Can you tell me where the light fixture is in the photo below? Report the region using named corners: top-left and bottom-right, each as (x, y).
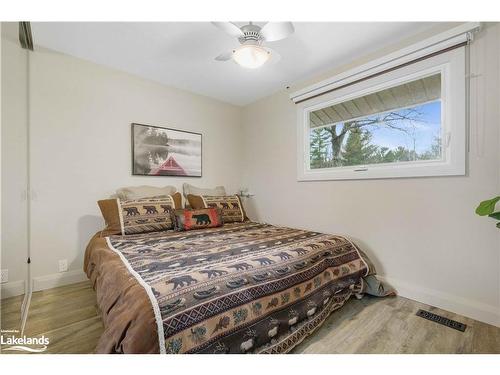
top-left (213, 22), bottom-right (293, 68)
top-left (232, 44), bottom-right (270, 69)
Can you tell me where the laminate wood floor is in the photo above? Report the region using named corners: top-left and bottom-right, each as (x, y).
top-left (1, 281), bottom-right (498, 354)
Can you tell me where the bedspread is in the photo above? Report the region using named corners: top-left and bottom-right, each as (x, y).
top-left (84, 222), bottom-right (376, 353)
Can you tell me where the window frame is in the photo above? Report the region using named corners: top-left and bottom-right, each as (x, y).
top-left (296, 47), bottom-right (467, 181)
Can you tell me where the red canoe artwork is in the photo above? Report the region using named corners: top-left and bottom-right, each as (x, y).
top-left (132, 123), bottom-right (202, 177)
top-left (152, 156), bottom-right (187, 176)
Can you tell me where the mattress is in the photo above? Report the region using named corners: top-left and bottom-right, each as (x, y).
top-left (84, 221), bottom-right (377, 353)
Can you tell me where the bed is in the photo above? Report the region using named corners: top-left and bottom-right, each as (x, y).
top-left (84, 220), bottom-right (384, 354)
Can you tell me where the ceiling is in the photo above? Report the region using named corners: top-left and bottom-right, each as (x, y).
top-left (31, 22), bottom-right (440, 106)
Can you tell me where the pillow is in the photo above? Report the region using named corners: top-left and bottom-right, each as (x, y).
top-left (171, 208), bottom-right (223, 231)
top-left (187, 194), bottom-right (245, 223)
top-left (98, 192), bottom-right (182, 235)
top-left (182, 183), bottom-right (226, 199)
top-left (116, 185), bottom-right (177, 200)
top-left (96, 198), bottom-right (122, 236)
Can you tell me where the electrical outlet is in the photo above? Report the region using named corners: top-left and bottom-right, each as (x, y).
top-left (1, 269), bottom-right (8, 283)
top-left (58, 259), bottom-right (68, 273)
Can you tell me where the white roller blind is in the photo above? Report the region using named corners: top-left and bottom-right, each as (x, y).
top-left (290, 23), bottom-right (479, 105)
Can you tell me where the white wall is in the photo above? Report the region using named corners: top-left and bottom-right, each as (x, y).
top-left (1, 36), bottom-right (29, 297)
top-left (241, 24), bottom-right (500, 327)
top-left (1, 35), bottom-right (242, 293)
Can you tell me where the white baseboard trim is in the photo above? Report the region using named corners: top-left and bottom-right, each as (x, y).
top-left (1, 271), bottom-right (88, 299)
top-left (33, 270), bottom-right (87, 292)
top-left (378, 275), bottom-right (500, 328)
top-left (1, 280), bottom-right (26, 299)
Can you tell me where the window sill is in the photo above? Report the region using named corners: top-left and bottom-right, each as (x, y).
top-left (298, 160), bottom-right (465, 181)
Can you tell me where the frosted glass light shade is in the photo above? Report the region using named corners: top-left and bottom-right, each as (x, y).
top-left (233, 45), bottom-right (270, 69)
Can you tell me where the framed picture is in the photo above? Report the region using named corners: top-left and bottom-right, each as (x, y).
top-left (131, 123), bottom-right (202, 177)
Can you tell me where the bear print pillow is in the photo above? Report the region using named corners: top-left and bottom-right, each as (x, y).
top-left (171, 208), bottom-right (223, 231)
top-left (118, 195), bottom-right (178, 235)
top-left (186, 195), bottom-right (245, 223)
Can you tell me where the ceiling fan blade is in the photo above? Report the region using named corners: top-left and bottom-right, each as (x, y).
top-left (211, 22), bottom-right (244, 38)
top-left (215, 50), bottom-right (234, 61)
top-left (260, 22), bottom-right (295, 42)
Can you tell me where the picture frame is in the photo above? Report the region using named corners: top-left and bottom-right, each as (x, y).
top-left (131, 123), bottom-right (202, 177)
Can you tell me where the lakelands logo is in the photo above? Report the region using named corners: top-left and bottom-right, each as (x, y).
top-left (1, 330), bottom-right (49, 353)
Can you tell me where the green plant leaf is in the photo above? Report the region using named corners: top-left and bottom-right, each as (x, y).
top-left (488, 212), bottom-right (500, 220)
top-left (475, 196), bottom-right (500, 216)
top-left (497, 222), bottom-right (500, 229)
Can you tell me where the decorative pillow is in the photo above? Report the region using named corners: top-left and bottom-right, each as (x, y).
top-left (187, 194), bottom-right (245, 223)
top-left (97, 198), bottom-right (122, 236)
top-left (116, 185), bottom-right (177, 200)
top-left (171, 208), bottom-right (223, 231)
top-left (182, 183), bottom-right (226, 199)
top-left (98, 192), bottom-right (182, 235)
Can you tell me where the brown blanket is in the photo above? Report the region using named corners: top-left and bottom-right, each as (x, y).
top-left (84, 222), bottom-right (376, 354)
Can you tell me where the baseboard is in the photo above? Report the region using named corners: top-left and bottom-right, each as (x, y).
top-left (1, 271), bottom-right (88, 299)
top-left (1, 280), bottom-right (26, 299)
top-left (33, 270), bottom-right (87, 292)
top-left (378, 275), bottom-right (500, 328)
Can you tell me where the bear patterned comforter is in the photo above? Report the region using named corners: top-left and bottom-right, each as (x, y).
top-left (84, 221), bottom-right (375, 354)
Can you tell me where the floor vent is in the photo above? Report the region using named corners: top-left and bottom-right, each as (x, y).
top-left (416, 309), bottom-right (466, 332)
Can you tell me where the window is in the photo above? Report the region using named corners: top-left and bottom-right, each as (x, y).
top-left (296, 46), bottom-right (466, 181)
top-left (309, 73), bottom-right (442, 169)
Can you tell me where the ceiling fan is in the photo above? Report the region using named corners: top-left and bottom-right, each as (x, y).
top-left (212, 22), bottom-right (295, 69)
